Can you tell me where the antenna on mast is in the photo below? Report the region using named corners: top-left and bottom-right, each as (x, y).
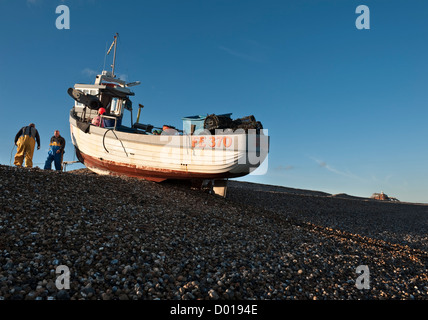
top-left (106, 33), bottom-right (119, 77)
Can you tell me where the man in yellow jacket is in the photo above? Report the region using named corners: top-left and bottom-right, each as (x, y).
top-left (14, 123), bottom-right (41, 168)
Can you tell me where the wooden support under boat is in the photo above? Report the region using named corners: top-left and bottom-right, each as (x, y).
top-left (212, 179), bottom-right (228, 197)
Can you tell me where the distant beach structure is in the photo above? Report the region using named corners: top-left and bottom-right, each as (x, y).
top-left (370, 191), bottom-right (399, 202)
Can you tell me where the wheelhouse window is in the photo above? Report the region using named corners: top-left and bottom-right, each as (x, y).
top-left (110, 97), bottom-right (122, 116)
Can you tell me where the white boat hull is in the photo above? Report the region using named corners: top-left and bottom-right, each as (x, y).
top-left (69, 114), bottom-right (268, 182)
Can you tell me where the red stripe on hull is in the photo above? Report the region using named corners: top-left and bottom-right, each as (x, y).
top-left (75, 148), bottom-right (247, 182)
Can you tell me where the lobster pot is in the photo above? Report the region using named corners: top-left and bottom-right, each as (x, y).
top-left (233, 115), bottom-right (256, 130)
top-left (203, 113), bottom-right (263, 133)
top-left (233, 115), bottom-right (264, 132)
top-left (204, 114), bottom-right (234, 132)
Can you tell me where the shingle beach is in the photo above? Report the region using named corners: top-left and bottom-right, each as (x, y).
top-left (1, 165), bottom-right (427, 300)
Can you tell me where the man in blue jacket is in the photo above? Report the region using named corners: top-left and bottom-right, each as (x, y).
top-left (44, 130), bottom-right (66, 171)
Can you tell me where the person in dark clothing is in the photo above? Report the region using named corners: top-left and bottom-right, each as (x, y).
top-left (44, 130), bottom-right (66, 171)
top-left (14, 123), bottom-right (41, 168)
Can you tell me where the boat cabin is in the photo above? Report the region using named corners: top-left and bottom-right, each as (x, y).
top-left (72, 71), bottom-right (138, 131)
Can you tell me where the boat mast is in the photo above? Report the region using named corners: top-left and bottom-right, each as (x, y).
top-left (110, 33), bottom-right (119, 78)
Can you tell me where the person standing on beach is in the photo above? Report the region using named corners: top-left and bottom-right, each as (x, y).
top-left (44, 130), bottom-right (66, 171)
top-left (14, 123), bottom-right (41, 168)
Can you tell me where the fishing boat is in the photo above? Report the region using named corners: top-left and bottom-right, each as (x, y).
top-left (68, 34), bottom-right (269, 196)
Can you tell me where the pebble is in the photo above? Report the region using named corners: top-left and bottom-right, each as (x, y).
top-left (57, 290), bottom-right (70, 300)
top-left (208, 289), bottom-right (219, 300)
top-left (0, 165), bottom-right (427, 300)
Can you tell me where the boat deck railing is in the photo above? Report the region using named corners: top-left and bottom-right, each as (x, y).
top-left (99, 114), bottom-right (119, 130)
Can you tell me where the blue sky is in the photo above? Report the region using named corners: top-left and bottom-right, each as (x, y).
top-left (1, 0), bottom-right (427, 203)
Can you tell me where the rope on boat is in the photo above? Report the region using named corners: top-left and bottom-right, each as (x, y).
top-left (103, 129), bottom-right (129, 157)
